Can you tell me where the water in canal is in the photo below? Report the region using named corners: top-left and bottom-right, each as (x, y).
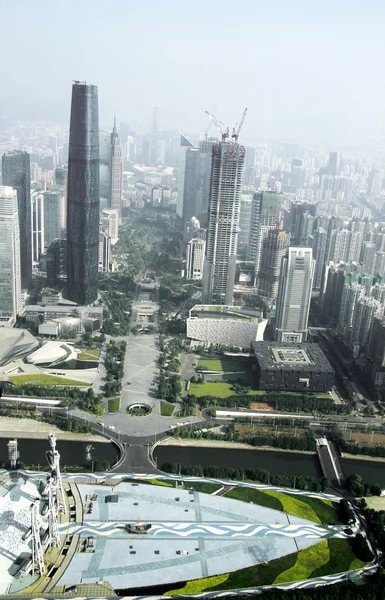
top-left (0, 438), bottom-right (118, 469)
top-left (154, 445), bottom-right (385, 486)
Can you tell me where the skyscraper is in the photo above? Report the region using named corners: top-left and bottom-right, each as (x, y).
top-left (186, 238), bottom-right (205, 280)
top-left (110, 117), bottom-right (123, 219)
top-left (43, 189), bottom-right (64, 247)
top-left (275, 247), bottom-right (315, 342)
top-left (2, 150), bottom-right (32, 289)
top-left (247, 191), bottom-right (283, 278)
top-left (257, 229), bottom-right (290, 302)
top-left (0, 186), bottom-right (21, 325)
top-left (177, 135), bottom-right (198, 222)
top-left (66, 81), bottom-right (100, 305)
top-left (203, 142), bottom-right (245, 305)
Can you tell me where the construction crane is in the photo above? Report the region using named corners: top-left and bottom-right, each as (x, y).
top-left (231, 108), bottom-right (248, 143)
top-left (205, 110), bottom-right (229, 142)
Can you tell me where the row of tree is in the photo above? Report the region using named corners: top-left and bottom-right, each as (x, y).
top-left (104, 340), bottom-right (126, 399)
top-left (161, 463), bottom-right (329, 492)
top-left (345, 474), bottom-right (381, 497)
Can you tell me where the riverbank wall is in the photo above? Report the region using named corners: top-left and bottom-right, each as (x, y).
top-left (159, 438), bottom-right (316, 455)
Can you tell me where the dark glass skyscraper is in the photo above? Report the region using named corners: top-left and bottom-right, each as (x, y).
top-left (2, 150), bottom-right (32, 289)
top-left (67, 81), bottom-right (100, 305)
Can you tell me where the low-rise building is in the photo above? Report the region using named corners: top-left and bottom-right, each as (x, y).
top-left (252, 342), bottom-right (334, 392)
top-left (187, 304), bottom-right (267, 347)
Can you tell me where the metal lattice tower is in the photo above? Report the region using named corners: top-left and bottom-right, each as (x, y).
top-left (31, 501), bottom-right (44, 576)
top-left (47, 433), bottom-right (66, 514)
top-left (48, 477), bottom-right (60, 548)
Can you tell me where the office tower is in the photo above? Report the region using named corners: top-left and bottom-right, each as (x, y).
top-left (322, 263), bottom-right (348, 320)
top-left (55, 167), bottom-right (66, 187)
top-left (177, 136), bottom-right (198, 222)
top-left (126, 135), bottom-right (135, 162)
top-left (150, 105), bottom-right (159, 164)
top-left (0, 186), bottom-right (22, 325)
top-left (67, 81), bottom-right (100, 305)
top-left (289, 202), bottom-right (317, 245)
top-left (47, 239), bottom-right (67, 286)
top-left (31, 191), bottom-right (44, 263)
top-left (243, 146), bottom-right (256, 185)
top-left (275, 247), bottom-right (315, 342)
top-left (99, 130), bottom-right (111, 210)
top-left (203, 142), bottom-right (245, 305)
top-left (186, 238), bottom-right (205, 280)
top-left (327, 152), bottom-right (340, 176)
top-left (43, 189), bottom-right (64, 247)
top-left (312, 227), bottom-right (328, 290)
top-left (257, 229), bottom-right (290, 302)
top-left (99, 229), bottom-right (111, 272)
top-left (248, 191), bottom-right (283, 276)
top-left (237, 188), bottom-right (254, 259)
top-left (101, 208), bottom-right (119, 244)
top-left (367, 169), bottom-right (384, 197)
top-left (197, 138), bottom-right (218, 224)
top-left (110, 118), bottom-right (123, 218)
top-left (157, 140), bottom-right (166, 164)
top-left (2, 150), bottom-right (32, 289)
top-left (141, 139), bottom-right (151, 164)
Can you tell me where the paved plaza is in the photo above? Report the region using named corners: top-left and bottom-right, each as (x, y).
top-left (98, 335), bottom-right (201, 437)
top-left (57, 481), bottom-right (349, 591)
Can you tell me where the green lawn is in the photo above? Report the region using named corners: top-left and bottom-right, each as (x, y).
top-left (166, 537), bottom-right (367, 594)
top-left (77, 348), bottom-right (100, 360)
top-left (310, 539), bottom-right (366, 577)
top-left (198, 358), bottom-right (249, 372)
top-left (108, 398), bottom-right (120, 413)
top-left (274, 541), bottom-right (329, 583)
top-left (225, 487), bottom-right (283, 511)
top-left (9, 374), bottom-right (89, 387)
top-left (160, 401), bottom-right (175, 417)
top-left (225, 487), bottom-right (340, 525)
top-left (190, 381), bottom-right (261, 398)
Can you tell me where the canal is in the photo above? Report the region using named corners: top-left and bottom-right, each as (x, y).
top-left (154, 445), bottom-right (385, 487)
top-left (0, 438), bottom-right (119, 469)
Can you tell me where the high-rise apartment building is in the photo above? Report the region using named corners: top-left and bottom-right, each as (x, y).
top-left (0, 186), bottom-right (22, 325)
top-left (110, 118), bottom-right (123, 219)
top-left (66, 81), bottom-right (100, 305)
top-left (275, 247), bottom-right (315, 342)
top-left (2, 150), bottom-right (32, 289)
top-left (257, 229), bottom-right (290, 302)
top-left (203, 142), bottom-right (245, 305)
top-left (186, 238), bottom-right (205, 280)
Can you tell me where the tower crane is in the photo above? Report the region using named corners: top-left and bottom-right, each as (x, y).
top-left (205, 111), bottom-right (229, 142)
top-left (231, 108), bottom-right (248, 143)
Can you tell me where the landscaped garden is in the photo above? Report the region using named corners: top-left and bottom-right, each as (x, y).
top-left (127, 403), bottom-right (153, 416)
top-left (160, 401), bottom-right (175, 417)
top-left (224, 487), bottom-right (341, 524)
top-left (166, 538), bottom-right (366, 594)
top-left (198, 358), bottom-right (250, 372)
top-left (9, 374), bottom-right (89, 386)
top-left (190, 381), bottom-right (260, 398)
top-left (108, 398), bottom-right (120, 413)
top-left (77, 348), bottom-right (100, 360)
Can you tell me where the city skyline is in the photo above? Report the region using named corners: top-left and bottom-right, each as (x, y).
top-left (0, 1), bottom-right (384, 148)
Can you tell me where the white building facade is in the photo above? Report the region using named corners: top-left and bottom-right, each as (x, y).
top-left (0, 186), bottom-right (22, 326)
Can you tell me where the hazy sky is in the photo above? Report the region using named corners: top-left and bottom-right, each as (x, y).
top-left (1, 0), bottom-right (384, 146)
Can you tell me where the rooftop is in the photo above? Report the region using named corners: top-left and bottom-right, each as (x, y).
top-left (190, 304), bottom-right (260, 322)
top-left (252, 342), bottom-right (334, 372)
